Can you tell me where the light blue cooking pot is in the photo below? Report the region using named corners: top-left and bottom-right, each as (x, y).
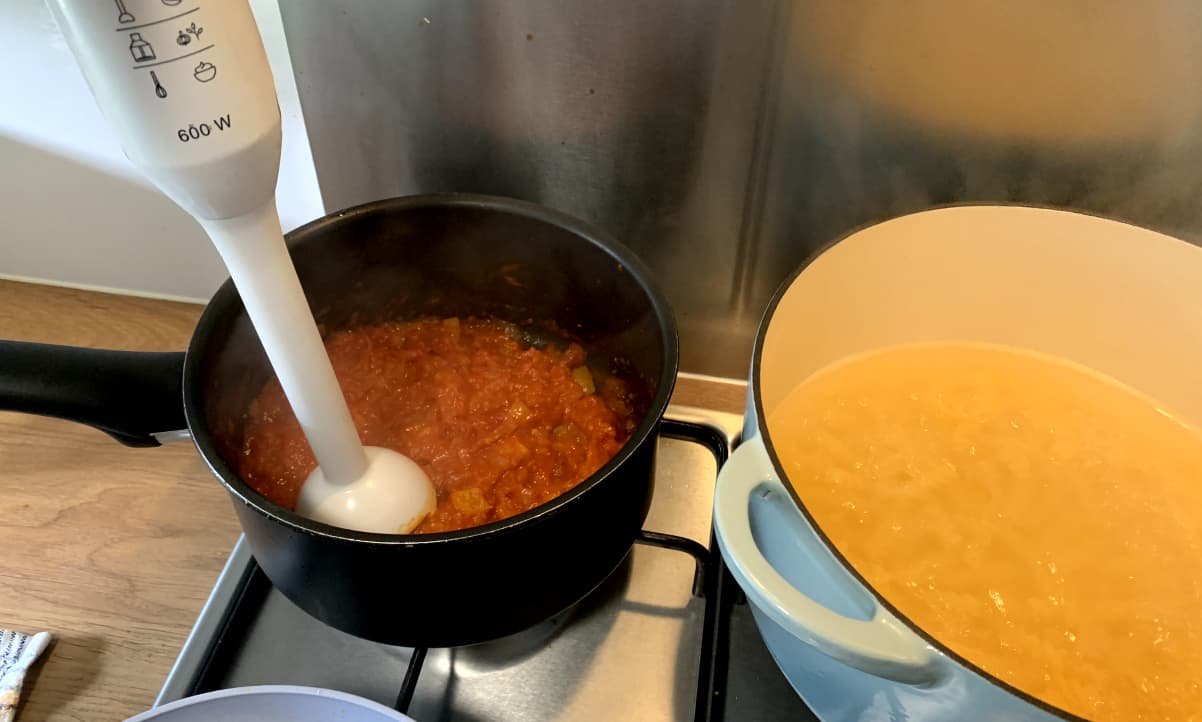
top-left (713, 205), bottom-right (1202, 721)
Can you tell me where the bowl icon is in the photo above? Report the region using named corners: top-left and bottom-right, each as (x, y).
top-left (194, 61), bottom-right (217, 83)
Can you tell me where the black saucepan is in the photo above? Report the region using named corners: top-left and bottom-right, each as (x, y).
top-left (0, 194), bottom-right (678, 647)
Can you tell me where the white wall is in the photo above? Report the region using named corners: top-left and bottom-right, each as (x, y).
top-left (0, 0), bottom-right (323, 302)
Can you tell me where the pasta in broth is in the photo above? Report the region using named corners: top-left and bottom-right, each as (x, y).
top-left (768, 343), bottom-right (1202, 721)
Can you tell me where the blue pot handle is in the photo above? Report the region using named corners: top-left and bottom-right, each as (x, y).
top-left (714, 435), bottom-right (947, 685)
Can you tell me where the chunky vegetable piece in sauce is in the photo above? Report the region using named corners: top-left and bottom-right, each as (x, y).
top-left (239, 318), bottom-right (639, 533)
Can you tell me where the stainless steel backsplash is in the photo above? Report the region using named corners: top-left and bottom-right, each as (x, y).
top-left (281, 1), bottom-right (1202, 379)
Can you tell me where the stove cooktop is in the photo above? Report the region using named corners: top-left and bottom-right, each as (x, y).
top-left (154, 406), bottom-right (818, 721)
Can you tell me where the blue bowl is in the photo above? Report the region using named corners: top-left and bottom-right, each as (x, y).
top-left (125, 686), bottom-right (415, 722)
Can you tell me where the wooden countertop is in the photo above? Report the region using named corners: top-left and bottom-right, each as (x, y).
top-left (0, 278), bottom-right (746, 721)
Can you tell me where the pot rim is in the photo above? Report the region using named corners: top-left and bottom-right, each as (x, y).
top-left (744, 202), bottom-right (1168, 721)
top-left (182, 192), bottom-right (679, 547)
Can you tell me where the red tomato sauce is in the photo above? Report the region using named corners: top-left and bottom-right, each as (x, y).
top-left (238, 318), bottom-right (639, 534)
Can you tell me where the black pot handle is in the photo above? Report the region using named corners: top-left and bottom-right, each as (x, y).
top-left (0, 341), bottom-right (187, 448)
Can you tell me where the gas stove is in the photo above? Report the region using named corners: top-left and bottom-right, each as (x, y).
top-left (154, 406), bottom-right (818, 721)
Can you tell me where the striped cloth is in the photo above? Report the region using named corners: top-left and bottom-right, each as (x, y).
top-left (0, 630), bottom-right (51, 722)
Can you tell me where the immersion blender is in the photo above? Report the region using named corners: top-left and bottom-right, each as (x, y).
top-left (46, 0), bottom-right (435, 534)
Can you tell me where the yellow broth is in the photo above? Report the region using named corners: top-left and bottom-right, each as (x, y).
top-left (768, 343), bottom-right (1202, 720)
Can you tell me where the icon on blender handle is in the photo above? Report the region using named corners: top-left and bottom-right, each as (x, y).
top-left (194, 61), bottom-right (217, 83)
top-left (150, 71), bottom-right (167, 99)
top-left (129, 33), bottom-right (156, 63)
top-left (114, 0), bottom-right (134, 24)
top-left (177, 22), bottom-right (203, 46)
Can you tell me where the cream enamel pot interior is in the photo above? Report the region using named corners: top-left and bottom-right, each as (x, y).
top-left (713, 205), bottom-right (1202, 721)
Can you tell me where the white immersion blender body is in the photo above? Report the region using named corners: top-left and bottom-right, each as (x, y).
top-left (48, 0), bottom-right (279, 219)
top-left (47, 0), bottom-right (434, 533)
